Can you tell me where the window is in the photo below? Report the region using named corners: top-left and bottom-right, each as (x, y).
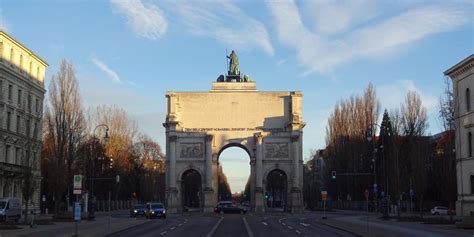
top-left (28, 94), bottom-right (31, 112)
top-left (6, 111), bottom-right (11, 131)
top-left (9, 48), bottom-right (13, 64)
top-left (35, 98), bottom-right (39, 113)
top-left (5, 145), bottom-right (11, 163)
top-left (15, 147), bottom-right (20, 165)
top-left (16, 115), bottom-right (20, 133)
top-left (29, 61), bottom-right (32, 75)
top-left (20, 55), bottom-right (23, 69)
top-left (26, 119), bottom-right (30, 137)
top-left (17, 89), bottom-right (21, 105)
top-left (469, 132), bottom-right (472, 157)
top-left (8, 84), bottom-right (12, 100)
top-left (467, 88), bottom-right (471, 112)
top-left (471, 175), bottom-right (474, 194)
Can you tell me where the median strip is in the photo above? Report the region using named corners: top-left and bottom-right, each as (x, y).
top-left (206, 216), bottom-right (224, 237)
top-left (243, 217), bottom-right (254, 237)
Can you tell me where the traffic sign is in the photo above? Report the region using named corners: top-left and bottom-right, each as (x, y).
top-left (74, 202), bottom-right (81, 221)
top-left (321, 191), bottom-right (328, 201)
top-left (364, 189), bottom-right (369, 198)
top-left (73, 175), bottom-right (82, 195)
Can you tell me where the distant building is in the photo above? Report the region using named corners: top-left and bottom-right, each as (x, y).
top-left (445, 54), bottom-right (474, 217)
top-left (0, 31), bottom-right (48, 212)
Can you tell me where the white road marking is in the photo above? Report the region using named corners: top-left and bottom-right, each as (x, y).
top-left (278, 218), bottom-right (285, 223)
top-left (178, 223), bottom-right (183, 226)
top-left (160, 231), bottom-right (167, 235)
top-left (288, 226), bottom-right (293, 229)
top-left (262, 222), bottom-right (268, 226)
top-left (206, 216), bottom-right (224, 237)
top-left (282, 222), bottom-right (286, 226)
top-left (296, 230), bottom-right (302, 234)
top-left (300, 223), bottom-right (310, 227)
top-left (243, 217), bottom-right (255, 237)
top-left (170, 227), bottom-right (176, 230)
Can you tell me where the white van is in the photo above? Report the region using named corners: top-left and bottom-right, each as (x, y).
top-left (0, 197), bottom-right (22, 222)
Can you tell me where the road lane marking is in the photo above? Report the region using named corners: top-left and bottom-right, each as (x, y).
top-left (206, 216), bottom-right (224, 237)
top-left (262, 222), bottom-right (268, 226)
top-left (288, 226), bottom-right (293, 229)
top-left (278, 218), bottom-right (285, 223)
top-left (282, 222), bottom-right (286, 226)
top-left (160, 231), bottom-right (167, 235)
top-left (178, 223), bottom-right (183, 226)
top-left (243, 217), bottom-right (254, 237)
top-left (170, 227), bottom-right (176, 230)
top-left (300, 223), bottom-right (310, 227)
top-left (296, 230), bottom-right (302, 234)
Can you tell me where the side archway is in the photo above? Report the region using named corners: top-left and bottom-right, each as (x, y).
top-left (181, 169), bottom-right (202, 210)
top-left (265, 169), bottom-right (288, 209)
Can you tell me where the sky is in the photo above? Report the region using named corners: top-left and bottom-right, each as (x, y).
top-left (1, 0), bottom-right (472, 192)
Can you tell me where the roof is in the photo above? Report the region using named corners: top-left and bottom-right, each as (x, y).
top-left (0, 31), bottom-right (49, 67)
top-left (444, 54), bottom-right (474, 76)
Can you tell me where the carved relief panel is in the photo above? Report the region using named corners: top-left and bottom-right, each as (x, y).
top-left (264, 142), bottom-right (289, 158)
top-left (179, 143), bottom-right (204, 158)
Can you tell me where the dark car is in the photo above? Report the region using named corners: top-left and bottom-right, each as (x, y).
top-left (145, 202), bottom-right (167, 219)
top-left (130, 204), bottom-right (146, 217)
top-left (214, 201), bottom-right (247, 214)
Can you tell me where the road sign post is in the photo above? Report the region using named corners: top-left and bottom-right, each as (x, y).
top-left (73, 175), bottom-right (82, 195)
top-left (364, 189), bottom-right (369, 235)
top-left (321, 191), bottom-right (328, 219)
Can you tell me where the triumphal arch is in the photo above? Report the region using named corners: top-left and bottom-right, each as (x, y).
top-left (163, 52), bottom-right (305, 213)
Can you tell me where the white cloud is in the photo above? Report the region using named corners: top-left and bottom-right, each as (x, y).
top-left (91, 57), bottom-right (122, 84)
top-left (266, 0), bottom-right (470, 74)
top-left (379, 80), bottom-right (438, 111)
top-left (111, 0), bottom-right (168, 40)
top-left (165, 0), bottom-right (274, 55)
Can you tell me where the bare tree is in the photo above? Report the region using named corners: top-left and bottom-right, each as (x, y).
top-left (42, 60), bottom-right (85, 215)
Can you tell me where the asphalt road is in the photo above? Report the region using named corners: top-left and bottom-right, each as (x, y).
top-left (108, 213), bottom-right (358, 237)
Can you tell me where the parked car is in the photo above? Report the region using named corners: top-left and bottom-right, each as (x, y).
top-left (0, 197), bottom-right (21, 222)
top-left (145, 202), bottom-right (166, 219)
top-left (448, 207), bottom-right (456, 215)
top-left (214, 201), bottom-right (247, 214)
top-left (130, 204), bottom-right (146, 217)
top-left (431, 206), bottom-right (448, 215)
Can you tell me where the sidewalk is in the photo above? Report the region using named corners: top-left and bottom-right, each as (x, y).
top-left (316, 214), bottom-right (473, 237)
top-left (0, 211), bottom-right (149, 237)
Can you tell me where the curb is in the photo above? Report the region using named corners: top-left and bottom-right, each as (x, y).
top-left (314, 220), bottom-right (364, 237)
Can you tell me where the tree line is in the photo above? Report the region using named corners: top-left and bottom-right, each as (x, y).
top-left (40, 60), bottom-right (165, 215)
top-left (304, 82), bottom-right (456, 211)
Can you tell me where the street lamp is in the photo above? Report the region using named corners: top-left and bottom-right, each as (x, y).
top-left (89, 124), bottom-right (109, 219)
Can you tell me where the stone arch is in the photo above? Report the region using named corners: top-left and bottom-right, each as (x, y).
top-left (180, 169), bottom-right (203, 211)
top-left (216, 142), bottom-right (253, 161)
top-left (264, 168), bottom-right (288, 210)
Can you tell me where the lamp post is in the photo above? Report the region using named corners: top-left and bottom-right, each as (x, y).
top-left (89, 124), bottom-right (109, 219)
top-left (366, 123), bottom-right (387, 214)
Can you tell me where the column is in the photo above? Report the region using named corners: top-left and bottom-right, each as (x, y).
top-left (167, 135), bottom-right (179, 213)
top-left (203, 134), bottom-right (214, 212)
top-left (254, 133), bottom-right (264, 213)
top-left (291, 134), bottom-right (302, 213)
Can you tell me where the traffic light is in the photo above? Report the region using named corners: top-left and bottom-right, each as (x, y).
top-left (331, 171), bottom-right (337, 180)
top-left (264, 192), bottom-right (269, 199)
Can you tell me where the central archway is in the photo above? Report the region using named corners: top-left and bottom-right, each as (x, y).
top-left (217, 145), bottom-right (251, 204)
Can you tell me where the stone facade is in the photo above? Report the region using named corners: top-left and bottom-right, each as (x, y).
top-left (163, 81), bottom-right (305, 213)
top-left (445, 54), bottom-right (474, 217)
top-left (0, 31), bottom-right (47, 212)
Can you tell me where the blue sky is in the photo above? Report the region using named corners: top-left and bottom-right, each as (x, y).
top-left (1, 0), bottom-right (472, 192)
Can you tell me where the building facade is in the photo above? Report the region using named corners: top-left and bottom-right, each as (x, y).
top-left (0, 31), bottom-right (48, 212)
top-left (445, 54), bottom-right (474, 217)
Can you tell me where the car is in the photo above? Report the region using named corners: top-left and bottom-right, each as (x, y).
top-left (0, 197), bottom-right (22, 222)
top-left (431, 206), bottom-right (448, 215)
top-left (214, 201), bottom-right (247, 214)
top-left (130, 204), bottom-right (146, 217)
top-left (448, 207), bottom-right (456, 215)
top-left (145, 202), bottom-right (166, 219)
